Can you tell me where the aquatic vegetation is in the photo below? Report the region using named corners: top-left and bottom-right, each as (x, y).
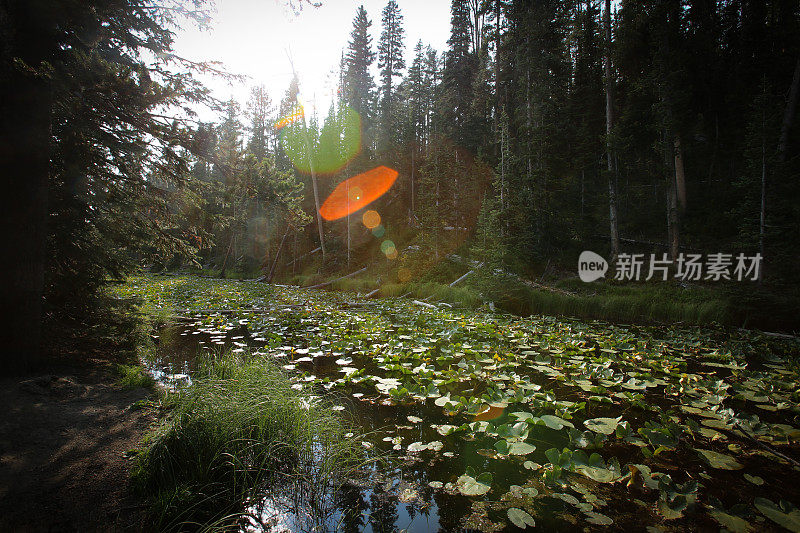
top-left (131, 351), bottom-right (363, 530)
top-left (117, 275), bottom-right (800, 531)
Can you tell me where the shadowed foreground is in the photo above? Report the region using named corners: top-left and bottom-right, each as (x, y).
top-left (0, 365), bottom-right (154, 531)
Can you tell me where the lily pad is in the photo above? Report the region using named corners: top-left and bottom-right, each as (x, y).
top-left (696, 448), bottom-right (743, 470)
top-left (495, 439), bottom-right (536, 456)
top-left (456, 468), bottom-right (492, 497)
top-left (507, 507), bottom-right (536, 529)
top-left (743, 473), bottom-right (764, 486)
top-left (754, 498), bottom-right (800, 532)
top-left (584, 416), bottom-right (623, 435)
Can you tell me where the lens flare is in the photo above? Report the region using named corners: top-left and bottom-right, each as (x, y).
top-left (397, 267), bottom-right (411, 282)
top-left (381, 240), bottom-right (397, 259)
top-left (372, 224), bottom-right (385, 238)
top-left (348, 186), bottom-right (363, 202)
top-left (280, 104), bottom-right (362, 175)
top-left (319, 166), bottom-right (399, 221)
top-left (275, 106), bottom-right (305, 131)
top-left (362, 210), bottom-right (381, 229)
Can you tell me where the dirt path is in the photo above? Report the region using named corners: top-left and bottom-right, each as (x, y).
top-left (0, 363), bottom-right (155, 532)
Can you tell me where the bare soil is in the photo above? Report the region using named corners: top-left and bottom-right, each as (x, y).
top-left (0, 362), bottom-right (156, 532)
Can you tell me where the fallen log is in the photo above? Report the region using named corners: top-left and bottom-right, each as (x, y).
top-left (412, 299), bottom-right (437, 309)
top-left (284, 246), bottom-right (321, 267)
top-left (449, 269), bottom-right (476, 287)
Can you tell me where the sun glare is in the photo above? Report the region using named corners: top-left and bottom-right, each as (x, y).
top-left (319, 166), bottom-right (399, 221)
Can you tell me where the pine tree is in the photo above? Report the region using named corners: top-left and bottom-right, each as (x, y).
top-left (246, 85), bottom-right (274, 161)
top-left (344, 5), bottom-right (377, 147)
top-left (378, 0), bottom-right (406, 152)
top-left (440, 0), bottom-right (476, 148)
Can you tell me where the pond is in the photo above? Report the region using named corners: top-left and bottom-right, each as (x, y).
top-left (121, 275), bottom-right (800, 532)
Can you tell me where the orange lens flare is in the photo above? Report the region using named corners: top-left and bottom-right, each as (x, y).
top-left (362, 210), bottom-right (381, 229)
top-left (274, 107), bottom-right (305, 131)
top-left (319, 166), bottom-right (399, 221)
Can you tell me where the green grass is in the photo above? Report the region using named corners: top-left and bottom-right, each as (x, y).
top-left (491, 279), bottom-right (734, 326)
top-left (131, 351), bottom-right (363, 530)
top-left (114, 363), bottom-right (155, 390)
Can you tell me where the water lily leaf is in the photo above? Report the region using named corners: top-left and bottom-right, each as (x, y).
top-left (743, 473), bottom-right (764, 486)
top-left (456, 471), bottom-right (492, 496)
top-left (537, 415), bottom-right (574, 430)
top-left (584, 416), bottom-right (623, 435)
top-left (754, 498), bottom-right (800, 532)
top-left (407, 415), bottom-right (423, 424)
top-left (658, 496), bottom-right (688, 520)
top-left (407, 441), bottom-right (427, 453)
top-left (553, 492), bottom-right (580, 505)
top-left (507, 508), bottom-right (536, 529)
top-left (628, 464), bottom-right (661, 490)
top-left (696, 448), bottom-right (743, 470)
top-left (496, 439), bottom-right (536, 456)
top-left (706, 499), bottom-right (753, 533)
top-left (584, 511), bottom-right (613, 526)
top-left (427, 440), bottom-right (444, 452)
top-left (523, 461), bottom-right (541, 470)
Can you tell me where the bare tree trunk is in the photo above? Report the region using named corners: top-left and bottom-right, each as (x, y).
top-left (307, 141), bottom-right (326, 259)
top-left (778, 57), bottom-right (800, 163)
top-left (219, 234), bottom-right (235, 278)
top-left (665, 129), bottom-right (680, 261)
top-left (760, 122), bottom-right (766, 283)
top-left (346, 179), bottom-right (351, 267)
top-left (267, 226), bottom-right (290, 283)
top-left (674, 134), bottom-right (687, 210)
top-left (410, 146), bottom-right (415, 224)
top-left (604, 0), bottom-right (620, 261)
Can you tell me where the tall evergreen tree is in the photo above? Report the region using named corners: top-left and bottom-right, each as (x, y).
top-left (246, 85), bottom-right (274, 161)
top-left (378, 0), bottom-right (406, 152)
top-left (344, 5), bottom-right (377, 149)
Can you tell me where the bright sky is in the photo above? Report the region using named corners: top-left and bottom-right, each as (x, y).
top-left (173, 0), bottom-right (453, 123)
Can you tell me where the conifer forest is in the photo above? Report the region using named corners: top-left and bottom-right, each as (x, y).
top-left (1, 1), bottom-right (800, 531)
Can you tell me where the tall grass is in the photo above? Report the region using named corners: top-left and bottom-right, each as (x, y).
top-left (498, 284), bottom-right (732, 325)
top-left (132, 352), bottom-right (363, 531)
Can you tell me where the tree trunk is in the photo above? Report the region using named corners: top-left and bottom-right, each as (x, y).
top-left (304, 125), bottom-right (325, 263)
top-left (777, 57), bottom-right (800, 163)
top-left (665, 130), bottom-right (680, 261)
top-left (760, 120), bottom-right (766, 283)
top-left (267, 226), bottom-right (290, 283)
top-left (603, 0), bottom-right (620, 261)
top-left (674, 134), bottom-right (687, 211)
top-left (0, 3), bottom-right (53, 374)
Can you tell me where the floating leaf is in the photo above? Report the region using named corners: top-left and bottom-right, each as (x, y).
top-left (496, 439), bottom-right (536, 456)
top-left (407, 441), bottom-right (427, 453)
top-left (537, 415), bottom-right (574, 430)
top-left (456, 469), bottom-right (492, 496)
top-left (507, 507), bottom-right (536, 529)
top-left (584, 511), bottom-right (613, 526)
top-left (754, 498), bottom-right (800, 532)
top-left (706, 498), bottom-right (753, 533)
top-left (696, 448), bottom-right (743, 470)
top-left (584, 416), bottom-right (623, 435)
top-left (743, 473), bottom-right (764, 486)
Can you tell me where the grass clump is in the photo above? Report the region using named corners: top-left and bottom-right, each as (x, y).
top-left (115, 364), bottom-right (155, 390)
top-left (132, 351), bottom-right (362, 530)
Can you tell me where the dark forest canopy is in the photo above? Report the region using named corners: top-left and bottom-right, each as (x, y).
top-left (1, 0), bottom-right (799, 371)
